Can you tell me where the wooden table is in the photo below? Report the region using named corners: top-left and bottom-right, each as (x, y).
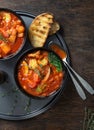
top-left (0, 0), bottom-right (94, 129)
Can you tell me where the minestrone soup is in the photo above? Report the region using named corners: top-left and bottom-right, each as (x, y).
top-left (17, 49), bottom-right (65, 97)
top-left (0, 10), bottom-right (25, 58)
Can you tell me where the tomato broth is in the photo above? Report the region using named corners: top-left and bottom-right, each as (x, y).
top-left (17, 49), bottom-right (65, 97)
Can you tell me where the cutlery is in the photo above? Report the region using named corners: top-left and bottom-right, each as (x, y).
top-left (49, 41), bottom-right (94, 100)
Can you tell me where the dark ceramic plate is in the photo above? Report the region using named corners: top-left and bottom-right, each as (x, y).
top-left (0, 10), bottom-right (70, 120)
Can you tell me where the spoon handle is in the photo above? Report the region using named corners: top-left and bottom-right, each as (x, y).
top-left (64, 61), bottom-right (94, 95)
top-left (64, 62), bottom-right (86, 100)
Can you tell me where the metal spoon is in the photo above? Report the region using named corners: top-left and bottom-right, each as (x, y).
top-left (49, 42), bottom-right (94, 100)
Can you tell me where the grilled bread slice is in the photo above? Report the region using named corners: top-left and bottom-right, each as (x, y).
top-left (29, 13), bottom-right (54, 47)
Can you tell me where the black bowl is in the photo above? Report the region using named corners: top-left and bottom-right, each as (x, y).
top-left (14, 47), bottom-right (66, 99)
top-left (0, 8), bottom-right (27, 60)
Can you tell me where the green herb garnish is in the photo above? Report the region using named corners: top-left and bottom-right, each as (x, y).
top-left (36, 84), bottom-right (46, 93)
top-left (0, 33), bottom-right (7, 42)
top-left (48, 52), bottom-right (62, 72)
top-left (36, 86), bottom-right (42, 93)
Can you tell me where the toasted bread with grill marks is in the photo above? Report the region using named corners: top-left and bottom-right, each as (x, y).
top-left (29, 12), bottom-right (54, 47)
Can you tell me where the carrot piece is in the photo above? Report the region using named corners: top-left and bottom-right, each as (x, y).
top-left (0, 42), bottom-right (11, 55)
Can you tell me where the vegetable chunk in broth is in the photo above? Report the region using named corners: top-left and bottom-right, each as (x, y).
top-left (17, 50), bottom-right (65, 97)
top-left (0, 10), bottom-right (25, 58)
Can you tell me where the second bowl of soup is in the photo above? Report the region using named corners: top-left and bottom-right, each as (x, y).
top-left (14, 48), bottom-right (65, 98)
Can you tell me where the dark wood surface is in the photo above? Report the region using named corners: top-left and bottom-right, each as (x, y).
top-left (0, 0), bottom-right (94, 129)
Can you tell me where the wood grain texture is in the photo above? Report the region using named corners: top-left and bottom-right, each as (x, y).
top-left (0, 0), bottom-right (94, 130)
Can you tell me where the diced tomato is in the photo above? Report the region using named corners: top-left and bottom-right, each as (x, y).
top-left (24, 72), bottom-right (40, 89)
top-left (29, 72), bottom-right (40, 88)
top-left (33, 72), bottom-right (40, 83)
top-left (25, 78), bottom-right (37, 88)
top-left (0, 29), bottom-right (9, 38)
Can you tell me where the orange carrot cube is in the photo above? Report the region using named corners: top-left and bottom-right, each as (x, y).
top-left (0, 42), bottom-right (11, 55)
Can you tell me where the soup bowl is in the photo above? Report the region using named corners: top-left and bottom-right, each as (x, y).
top-left (14, 47), bottom-right (66, 98)
top-left (0, 8), bottom-right (27, 60)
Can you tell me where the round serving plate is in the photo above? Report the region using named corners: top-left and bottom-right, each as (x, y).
top-left (0, 10), bottom-right (70, 120)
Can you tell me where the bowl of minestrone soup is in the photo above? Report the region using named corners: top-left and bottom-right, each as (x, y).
top-left (0, 8), bottom-right (27, 59)
top-left (14, 48), bottom-right (66, 98)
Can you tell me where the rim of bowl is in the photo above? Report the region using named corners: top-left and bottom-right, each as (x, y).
top-left (14, 47), bottom-right (66, 99)
top-left (0, 8), bottom-right (27, 60)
